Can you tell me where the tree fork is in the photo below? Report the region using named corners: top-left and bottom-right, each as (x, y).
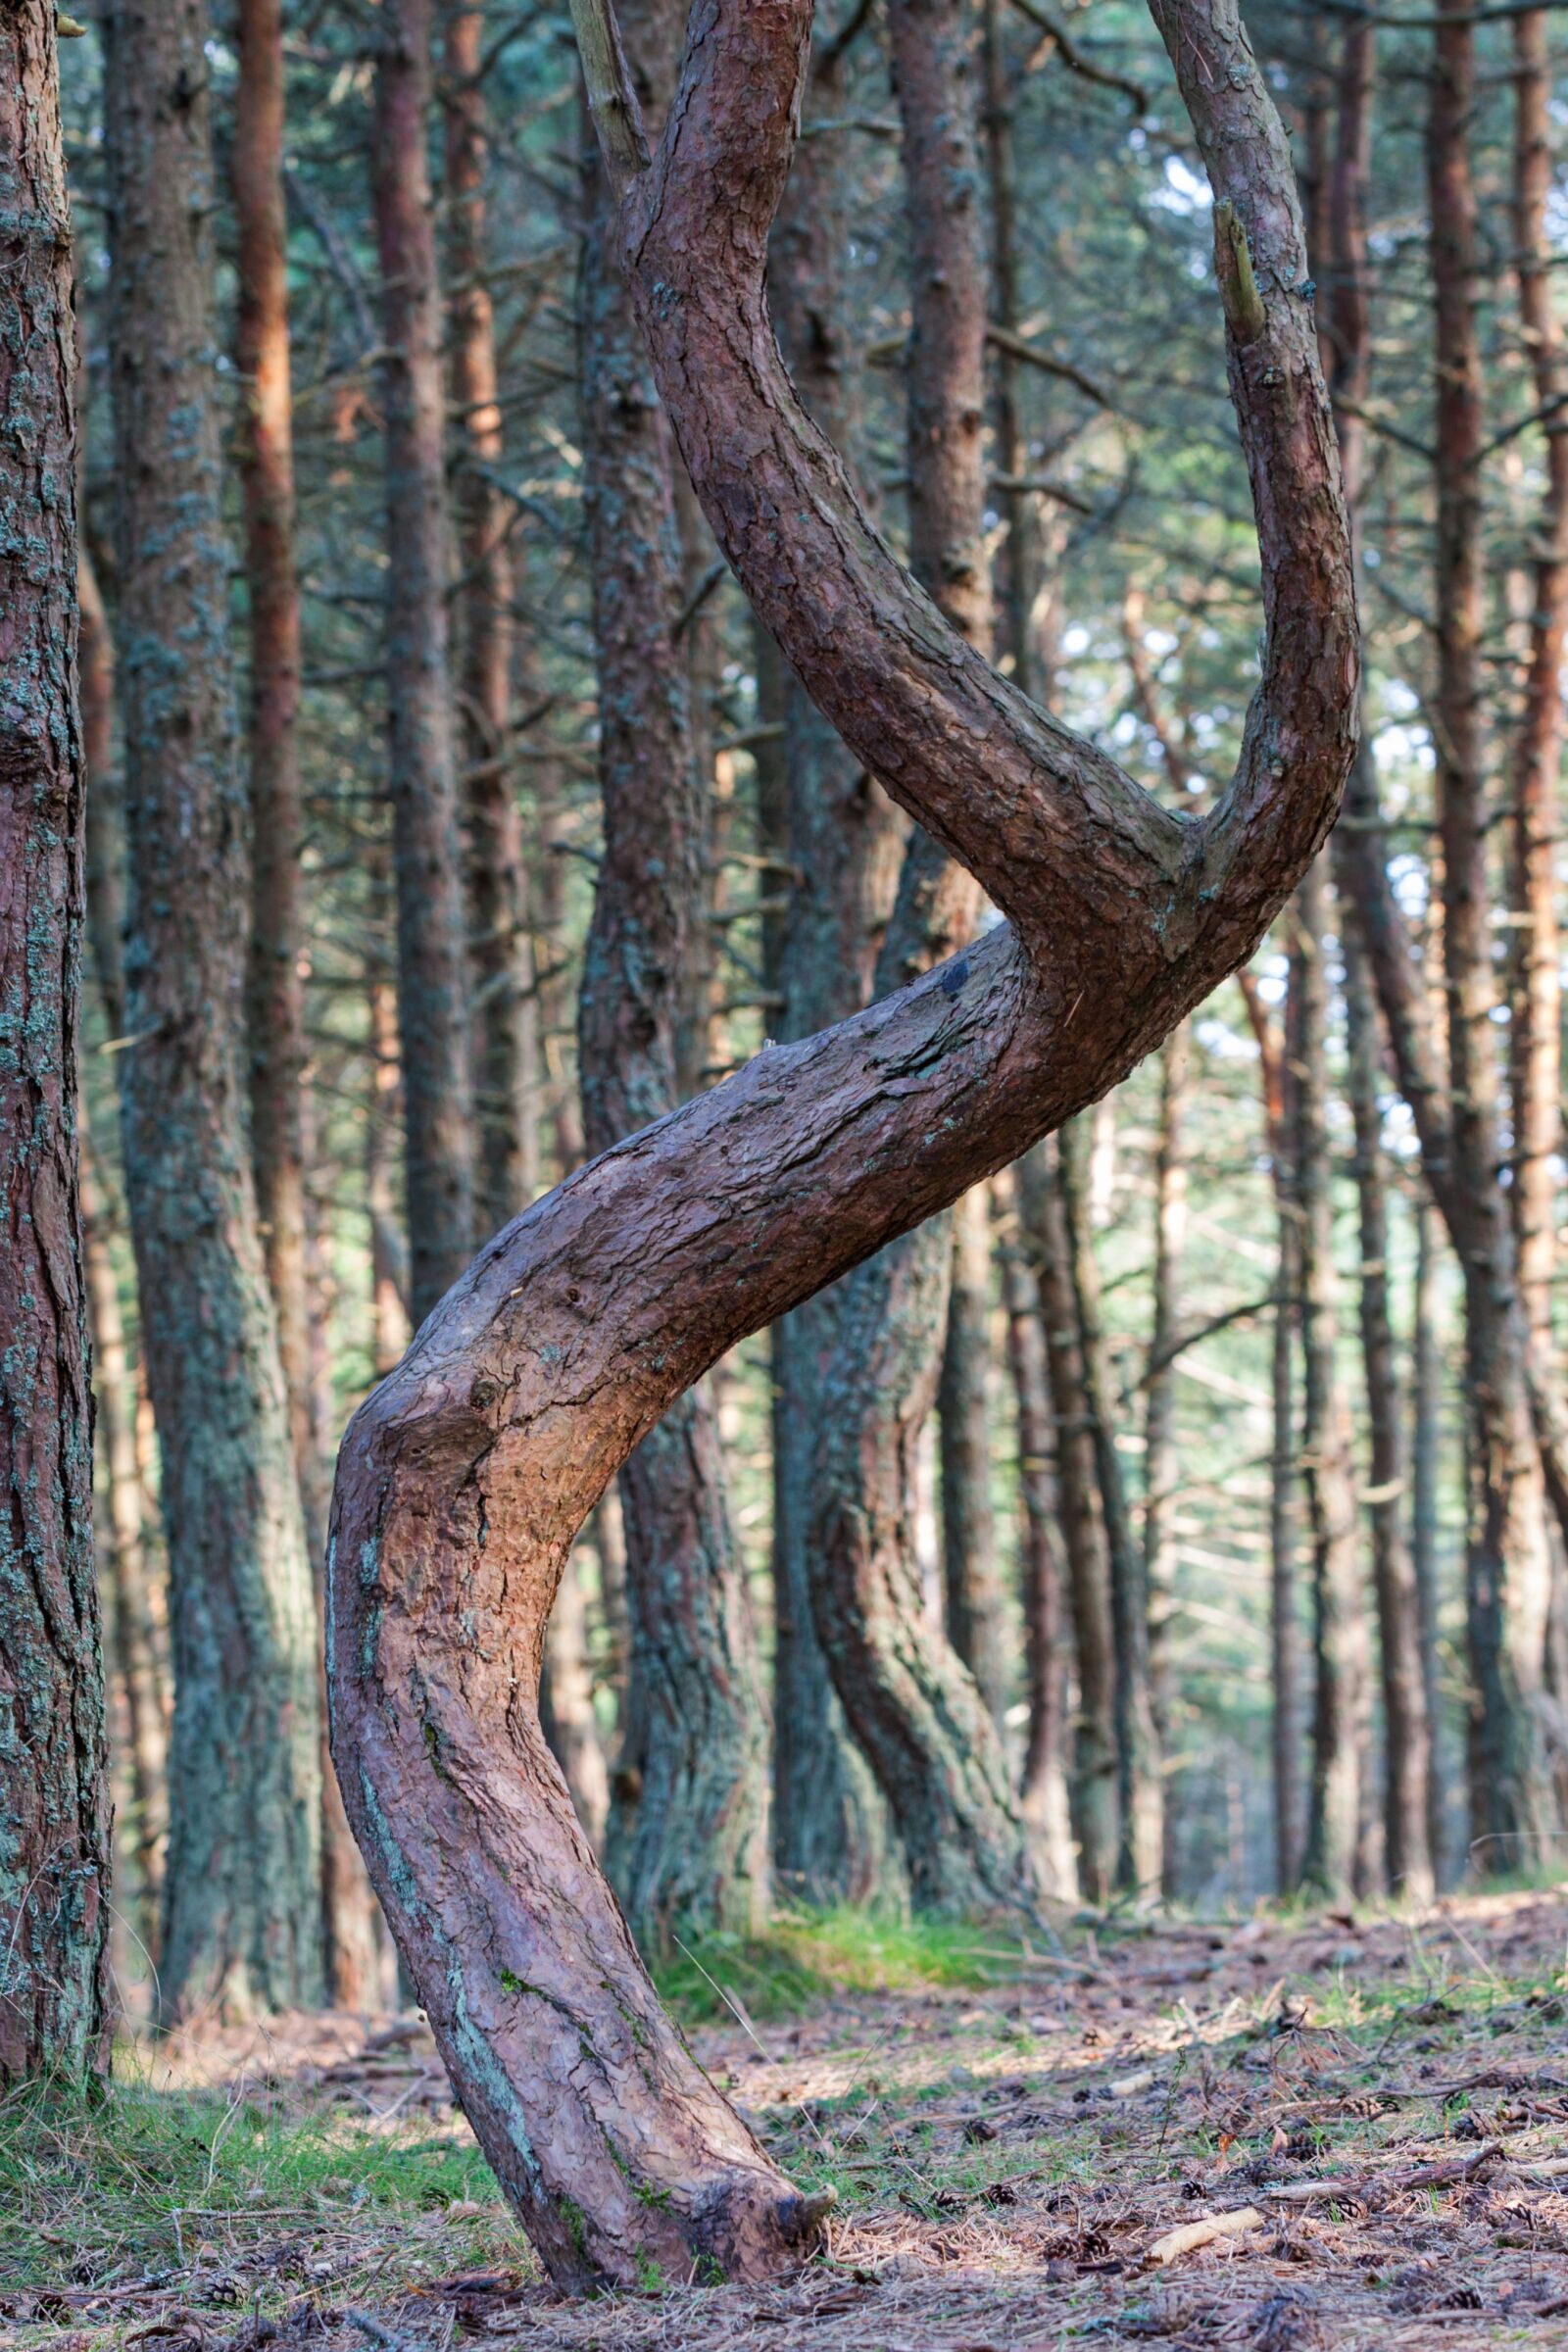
top-left (327, 0), bottom-right (1357, 2293)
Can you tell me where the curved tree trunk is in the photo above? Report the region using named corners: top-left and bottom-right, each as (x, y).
top-left (327, 0), bottom-right (1356, 2290)
top-left (104, 0), bottom-right (324, 2021)
top-left (0, 0), bottom-right (112, 2085)
top-left (578, 0), bottom-right (768, 1941)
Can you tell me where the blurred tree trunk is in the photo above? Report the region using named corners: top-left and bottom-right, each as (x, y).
top-left (997, 1176), bottom-right (1076, 1896)
top-left (1292, 865), bottom-right (1374, 1899)
top-left (371, 0), bottom-right (475, 1327)
top-left (764, 39), bottom-right (899, 1901)
top-left (1019, 1142), bottom-right (1118, 1901)
top-left (1411, 1200), bottom-right (1447, 1879)
top-left (1428, 4), bottom-right (1554, 1861)
top-left (1144, 1027), bottom-right (1188, 1896)
top-left (235, 0), bottom-right (378, 2013)
top-left (1059, 1117), bottom-right (1162, 1899)
top-left (0, 0), bottom-right (112, 2081)
top-left (577, 0), bottom-right (768, 1940)
top-left (104, 0), bottom-right (323, 2020)
top-left (941, 1185), bottom-right (1007, 1726)
top-left (446, 4), bottom-right (537, 1239)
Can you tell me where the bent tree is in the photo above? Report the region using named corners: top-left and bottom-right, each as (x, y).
top-left (325, 0), bottom-right (1358, 2296)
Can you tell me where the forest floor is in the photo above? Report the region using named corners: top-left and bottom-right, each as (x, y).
top-left (7, 1894), bottom-right (1568, 2349)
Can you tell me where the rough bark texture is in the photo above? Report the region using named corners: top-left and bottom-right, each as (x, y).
top-left (1293, 865), bottom-right (1373, 1901)
top-left (0, 0), bottom-right (112, 2085)
top-left (766, 42), bottom-right (899, 1902)
top-left (446, 4), bottom-right (537, 1240)
top-left (372, 0), bottom-right (475, 1327)
top-left (578, 0), bottom-right (768, 1942)
top-left (104, 0), bottom-right (323, 2020)
top-left (940, 1184), bottom-right (1007, 1726)
top-left (327, 0), bottom-right (1356, 2291)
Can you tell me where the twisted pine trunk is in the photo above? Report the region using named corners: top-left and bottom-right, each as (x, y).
top-left (0, 0), bottom-right (111, 2086)
top-left (327, 0), bottom-right (1357, 2291)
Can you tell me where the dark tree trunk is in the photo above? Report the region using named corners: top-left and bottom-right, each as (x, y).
top-left (104, 0), bottom-right (324, 2020)
top-left (997, 1176), bottom-right (1076, 1896)
top-left (0, 1), bottom-right (112, 2083)
top-left (941, 1185), bottom-right (1007, 1726)
top-left (1428, 3), bottom-right (1554, 1861)
top-left (327, 0), bottom-right (1357, 2287)
top-left (766, 39), bottom-right (902, 1903)
top-left (1239, 967), bottom-right (1302, 1891)
top-left (1059, 1116), bottom-right (1162, 1898)
top-left (1411, 1200), bottom-right (1447, 1879)
top-left (372, 0), bottom-right (475, 1327)
top-left (578, 0), bottom-right (768, 1940)
top-left (1019, 1143), bottom-right (1118, 1901)
top-left (1292, 864), bottom-right (1374, 1900)
top-left (1144, 1025), bottom-right (1189, 1895)
top-left (446, 4), bottom-right (537, 1239)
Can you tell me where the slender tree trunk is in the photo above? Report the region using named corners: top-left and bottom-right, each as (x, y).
top-left (1145, 1026), bottom-right (1188, 1893)
top-left (77, 546), bottom-right (125, 1037)
top-left (1429, 4), bottom-right (1555, 1862)
top-left (104, 0), bottom-right (323, 2020)
top-left (1507, 7), bottom-right (1565, 1355)
top-left (941, 1185), bottom-right (1007, 1725)
top-left (0, 1), bottom-right (112, 2081)
top-left (766, 41), bottom-right (905, 1902)
top-left (327, 0), bottom-right (1357, 2285)
top-left (1239, 967), bottom-right (1303, 1890)
top-left (1059, 1117), bottom-right (1163, 1897)
top-left (446, 4), bottom-right (537, 1238)
top-left (1411, 1198), bottom-right (1446, 1879)
top-left (577, 0), bottom-right (768, 1940)
top-left (1019, 1143), bottom-right (1118, 1901)
top-left (1293, 865), bottom-right (1374, 1899)
top-left (997, 1176), bottom-right (1076, 1896)
top-left (234, 0), bottom-right (377, 2014)
top-left (372, 0), bottom-right (475, 1328)
top-left (367, 961), bottom-right (411, 1380)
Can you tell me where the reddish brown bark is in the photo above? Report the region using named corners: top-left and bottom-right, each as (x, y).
top-left (372, 0), bottom-right (475, 1325)
top-left (446, 6), bottom-right (537, 1239)
top-left (327, 0), bottom-right (1356, 2290)
top-left (0, 0), bottom-right (111, 2084)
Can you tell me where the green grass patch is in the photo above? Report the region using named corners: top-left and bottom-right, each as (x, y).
top-left (652, 1904), bottom-right (1035, 2024)
top-left (0, 2061), bottom-right (511, 2296)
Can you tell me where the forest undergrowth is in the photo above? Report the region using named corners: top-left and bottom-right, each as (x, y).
top-left (7, 1895), bottom-right (1568, 2349)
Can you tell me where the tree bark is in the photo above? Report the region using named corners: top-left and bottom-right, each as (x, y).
top-left (940, 1185), bottom-right (1007, 1726)
top-left (996, 1174), bottom-right (1076, 1897)
top-left (446, 4), bottom-right (537, 1240)
top-left (1144, 1025), bottom-right (1189, 1896)
top-left (372, 0), bottom-right (475, 1328)
top-left (1019, 1141), bottom-right (1118, 1900)
top-left (1428, 2), bottom-right (1554, 1862)
top-left (0, 0), bottom-right (112, 2084)
top-left (766, 37), bottom-right (903, 1903)
top-left (1293, 864), bottom-right (1374, 1900)
top-left (104, 0), bottom-right (324, 2020)
top-left (577, 0), bottom-right (768, 1941)
top-left (1411, 1198), bottom-right (1447, 1880)
top-left (327, 0), bottom-right (1356, 2287)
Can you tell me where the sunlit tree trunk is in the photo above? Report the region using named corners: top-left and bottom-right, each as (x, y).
top-left (0, 0), bottom-right (111, 2081)
top-left (372, 0), bottom-right (475, 1326)
top-left (105, 0), bottom-right (323, 2019)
